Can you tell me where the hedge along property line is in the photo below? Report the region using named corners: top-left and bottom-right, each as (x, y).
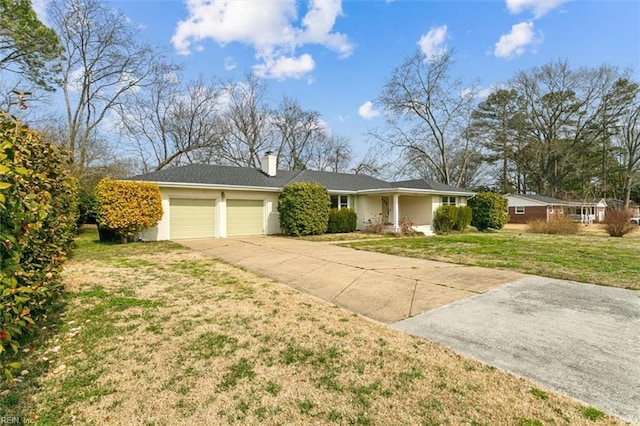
top-left (95, 179), bottom-right (163, 244)
top-left (0, 109), bottom-right (79, 379)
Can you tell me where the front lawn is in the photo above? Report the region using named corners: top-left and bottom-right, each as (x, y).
top-left (345, 230), bottom-right (640, 290)
top-left (0, 229), bottom-right (624, 424)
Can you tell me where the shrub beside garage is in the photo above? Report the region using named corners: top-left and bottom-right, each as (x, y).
top-left (95, 178), bottom-right (163, 243)
top-left (278, 182), bottom-right (331, 236)
top-left (0, 110), bottom-right (78, 376)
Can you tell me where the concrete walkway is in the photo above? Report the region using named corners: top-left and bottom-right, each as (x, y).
top-left (180, 236), bottom-right (523, 323)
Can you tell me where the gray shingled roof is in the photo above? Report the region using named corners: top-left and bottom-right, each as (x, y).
top-left (292, 170), bottom-right (392, 191)
top-left (129, 164), bottom-right (296, 188)
top-left (509, 193), bottom-right (568, 205)
top-left (392, 178), bottom-right (475, 194)
top-left (129, 164), bottom-right (471, 193)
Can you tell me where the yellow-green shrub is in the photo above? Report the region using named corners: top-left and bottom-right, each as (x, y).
top-left (95, 179), bottom-right (163, 243)
top-left (0, 109), bottom-right (78, 377)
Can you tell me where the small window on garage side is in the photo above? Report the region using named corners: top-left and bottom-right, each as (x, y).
top-left (515, 206), bottom-right (525, 214)
top-left (441, 196), bottom-right (456, 206)
top-left (330, 195), bottom-right (349, 209)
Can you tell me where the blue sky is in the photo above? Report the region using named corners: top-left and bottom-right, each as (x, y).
top-left (36, 0), bottom-right (640, 160)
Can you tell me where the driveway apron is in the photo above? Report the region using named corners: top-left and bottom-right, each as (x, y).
top-left (394, 276), bottom-right (640, 424)
top-left (179, 236), bottom-right (639, 424)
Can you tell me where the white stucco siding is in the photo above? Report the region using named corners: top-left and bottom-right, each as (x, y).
top-left (353, 195), bottom-right (385, 230)
top-left (398, 195), bottom-right (432, 225)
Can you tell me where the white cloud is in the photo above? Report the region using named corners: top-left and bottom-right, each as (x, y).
top-left (478, 83), bottom-right (508, 99)
top-left (417, 25), bottom-right (448, 60)
top-left (506, 0), bottom-right (568, 18)
top-left (223, 57), bottom-right (237, 71)
top-left (494, 21), bottom-right (542, 59)
top-left (358, 101), bottom-right (381, 120)
top-left (172, 0), bottom-right (354, 80)
top-left (253, 54), bottom-right (315, 80)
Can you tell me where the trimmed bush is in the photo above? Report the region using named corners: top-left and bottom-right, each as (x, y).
top-left (468, 192), bottom-right (508, 232)
top-left (0, 109), bottom-right (78, 376)
top-left (278, 182), bottom-right (330, 236)
top-left (527, 215), bottom-right (580, 235)
top-left (433, 205), bottom-right (458, 234)
top-left (95, 179), bottom-right (163, 243)
top-left (604, 207), bottom-right (635, 237)
top-left (327, 208), bottom-right (357, 233)
top-left (454, 206), bottom-right (473, 231)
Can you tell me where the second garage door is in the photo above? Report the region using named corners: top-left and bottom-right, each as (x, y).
top-left (227, 199), bottom-right (264, 236)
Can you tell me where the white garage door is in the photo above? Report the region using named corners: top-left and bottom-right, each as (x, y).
top-left (227, 199), bottom-right (264, 236)
top-left (169, 198), bottom-right (216, 239)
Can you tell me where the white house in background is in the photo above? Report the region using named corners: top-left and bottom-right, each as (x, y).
top-left (129, 153), bottom-right (475, 240)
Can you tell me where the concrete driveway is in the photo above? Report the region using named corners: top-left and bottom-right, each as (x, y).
top-left (180, 236), bottom-right (522, 323)
top-left (394, 277), bottom-right (640, 424)
top-left (180, 236), bottom-right (640, 424)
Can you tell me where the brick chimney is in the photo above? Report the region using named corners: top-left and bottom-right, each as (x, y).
top-left (260, 151), bottom-right (277, 177)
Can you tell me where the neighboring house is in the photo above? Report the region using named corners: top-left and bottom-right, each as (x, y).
top-left (506, 194), bottom-right (608, 224)
top-left (565, 198), bottom-right (608, 224)
top-left (504, 194), bottom-right (568, 224)
top-left (128, 153), bottom-right (474, 240)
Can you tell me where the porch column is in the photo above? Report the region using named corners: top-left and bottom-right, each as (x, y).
top-left (393, 194), bottom-right (399, 232)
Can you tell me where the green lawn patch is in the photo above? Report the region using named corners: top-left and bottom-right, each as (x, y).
top-left (345, 231), bottom-right (640, 290)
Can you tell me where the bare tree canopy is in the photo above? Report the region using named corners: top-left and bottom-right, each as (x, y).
top-left (48, 0), bottom-right (160, 176)
top-left (117, 70), bottom-right (224, 172)
top-left (510, 61), bottom-right (636, 198)
top-left (372, 50), bottom-right (481, 186)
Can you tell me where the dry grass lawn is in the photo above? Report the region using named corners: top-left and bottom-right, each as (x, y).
top-left (0, 229), bottom-right (626, 425)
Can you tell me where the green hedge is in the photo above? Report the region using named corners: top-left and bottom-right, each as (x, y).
top-left (327, 208), bottom-right (357, 233)
top-left (468, 192), bottom-right (508, 231)
top-left (278, 182), bottom-right (330, 236)
top-left (0, 109), bottom-right (78, 377)
top-left (433, 205), bottom-right (473, 234)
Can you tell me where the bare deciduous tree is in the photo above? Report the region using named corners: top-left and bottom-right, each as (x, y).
top-left (373, 50), bottom-right (480, 186)
top-left (272, 96), bottom-right (324, 170)
top-left (215, 74), bottom-right (273, 168)
top-left (48, 0), bottom-right (159, 176)
top-left (117, 70), bottom-right (223, 172)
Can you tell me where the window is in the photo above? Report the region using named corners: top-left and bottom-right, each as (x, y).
top-left (441, 196), bottom-right (456, 206)
top-left (515, 206), bottom-right (525, 214)
top-left (330, 195), bottom-right (349, 209)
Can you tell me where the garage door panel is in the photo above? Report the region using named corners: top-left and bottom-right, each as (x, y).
top-left (170, 198), bottom-right (216, 239)
top-left (227, 199), bottom-right (264, 236)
